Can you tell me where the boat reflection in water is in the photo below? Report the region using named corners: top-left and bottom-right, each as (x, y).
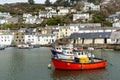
top-left (52, 68), bottom-right (108, 80)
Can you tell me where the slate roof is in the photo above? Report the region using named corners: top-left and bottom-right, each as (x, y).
top-left (69, 32), bottom-right (111, 39)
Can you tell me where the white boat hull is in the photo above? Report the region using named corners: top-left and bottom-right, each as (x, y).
top-left (57, 53), bottom-right (74, 60)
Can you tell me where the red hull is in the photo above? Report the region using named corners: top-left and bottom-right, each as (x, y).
top-left (52, 58), bottom-right (107, 70)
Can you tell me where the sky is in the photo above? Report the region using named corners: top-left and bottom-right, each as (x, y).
top-left (0, 0), bottom-right (56, 4)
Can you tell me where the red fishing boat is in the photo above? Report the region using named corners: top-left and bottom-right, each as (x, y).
top-left (51, 49), bottom-right (107, 70)
top-left (52, 58), bottom-right (107, 70)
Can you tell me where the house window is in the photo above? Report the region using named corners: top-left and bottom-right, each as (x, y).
top-left (52, 39), bottom-right (54, 42)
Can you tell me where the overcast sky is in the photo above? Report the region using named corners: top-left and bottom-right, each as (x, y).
top-left (0, 0), bottom-right (56, 4)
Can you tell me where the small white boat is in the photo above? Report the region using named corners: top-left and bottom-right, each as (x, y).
top-left (0, 45), bottom-right (5, 50)
top-left (17, 43), bottom-right (33, 49)
top-left (57, 49), bottom-right (74, 60)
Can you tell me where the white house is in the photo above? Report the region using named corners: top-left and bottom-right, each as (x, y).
top-left (83, 2), bottom-right (100, 12)
top-left (69, 24), bottom-right (80, 33)
top-left (45, 7), bottom-right (53, 11)
top-left (23, 13), bottom-right (32, 18)
top-left (73, 13), bottom-right (90, 21)
top-left (24, 33), bottom-right (38, 45)
top-left (69, 23), bottom-right (101, 33)
top-left (110, 31), bottom-right (120, 44)
top-left (38, 34), bottom-right (57, 45)
top-left (24, 15), bottom-right (36, 24)
top-left (49, 9), bottom-right (57, 16)
top-left (113, 21), bottom-right (120, 27)
top-left (78, 27), bottom-right (119, 33)
top-left (0, 12), bottom-right (12, 18)
top-left (0, 12), bottom-right (12, 24)
top-left (24, 28), bottom-right (38, 45)
top-left (39, 11), bottom-right (52, 18)
top-left (70, 8), bottom-right (77, 13)
top-left (0, 34), bottom-right (13, 46)
top-left (106, 12), bottom-right (120, 22)
top-left (23, 15), bottom-right (43, 24)
top-left (58, 8), bottom-right (69, 16)
top-left (0, 19), bottom-right (8, 24)
top-left (79, 23), bottom-right (101, 28)
top-left (0, 30), bottom-right (14, 46)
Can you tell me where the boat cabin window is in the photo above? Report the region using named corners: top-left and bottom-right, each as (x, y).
top-left (77, 51), bottom-right (83, 55)
top-left (70, 52), bottom-right (72, 54)
top-left (67, 52), bottom-right (69, 54)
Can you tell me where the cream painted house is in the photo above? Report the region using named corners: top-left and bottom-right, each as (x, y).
top-left (73, 13), bottom-right (90, 21)
top-left (58, 8), bottom-right (69, 16)
top-left (58, 26), bottom-right (71, 39)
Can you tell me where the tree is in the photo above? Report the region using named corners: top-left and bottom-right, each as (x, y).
top-left (92, 13), bottom-right (112, 26)
top-left (45, 0), bottom-right (51, 6)
top-left (28, 0), bottom-right (34, 5)
top-left (46, 16), bottom-right (62, 25)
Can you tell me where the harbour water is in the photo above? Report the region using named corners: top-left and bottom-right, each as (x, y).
top-left (0, 47), bottom-right (120, 80)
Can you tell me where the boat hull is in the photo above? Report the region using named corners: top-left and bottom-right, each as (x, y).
top-left (51, 49), bottom-right (61, 55)
top-left (52, 58), bottom-right (107, 70)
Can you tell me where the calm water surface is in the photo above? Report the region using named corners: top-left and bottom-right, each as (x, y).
top-left (0, 47), bottom-right (120, 80)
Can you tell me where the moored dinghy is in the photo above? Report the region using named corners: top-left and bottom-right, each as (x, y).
top-left (0, 45), bottom-right (5, 50)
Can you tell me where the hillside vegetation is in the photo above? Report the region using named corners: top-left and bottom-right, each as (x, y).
top-left (0, 3), bottom-right (45, 15)
top-left (0, 1), bottom-right (120, 29)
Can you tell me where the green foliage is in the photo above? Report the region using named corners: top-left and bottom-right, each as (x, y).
top-left (103, 21), bottom-right (112, 27)
top-left (92, 14), bottom-right (105, 23)
top-left (46, 16), bottom-right (62, 25)
top-left (0, 3), bottom-right (45, 15)
top-left (46, 14), bottom-right (73, 26)
top-left (54, 0), bottom-right (70, 7)
top-left (28, 0), bottom-right (35, 5)
top-left (92, 13), bottom-right (112, 26)
top-left (45, 0), bottom-right (51, 6)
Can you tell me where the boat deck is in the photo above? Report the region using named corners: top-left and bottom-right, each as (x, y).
top-left (58, 58), bottom-right (105, 64)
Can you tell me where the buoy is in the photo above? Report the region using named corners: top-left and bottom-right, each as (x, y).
top-left (48, 63), bottom-right (51, 69)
